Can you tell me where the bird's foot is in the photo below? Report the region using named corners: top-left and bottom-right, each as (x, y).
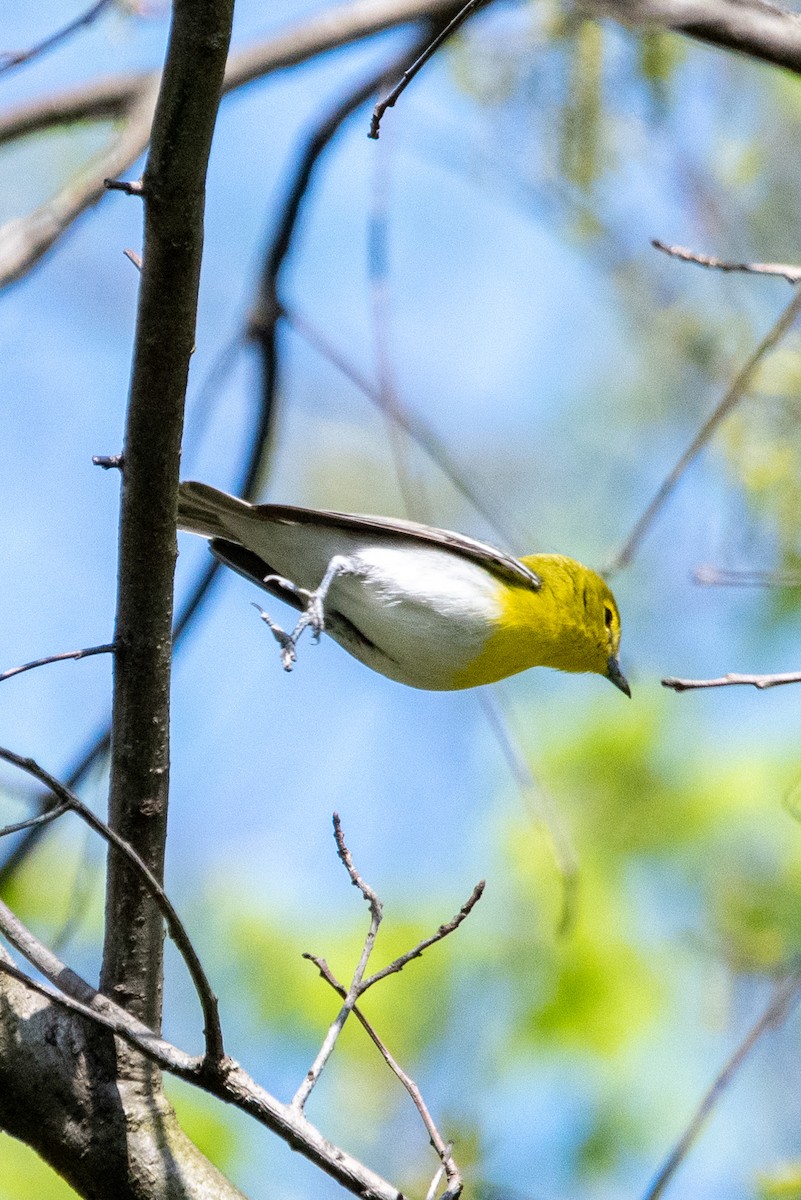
top-left (252, 603), bottom-right (298, 671)
top-left (255, 557), bottom-right (353, 673)
top-left (263, 574), bottom-right (326, 643)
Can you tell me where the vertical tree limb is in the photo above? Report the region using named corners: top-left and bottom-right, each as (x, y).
top-left (99, 0), bottom-right (235, 1062)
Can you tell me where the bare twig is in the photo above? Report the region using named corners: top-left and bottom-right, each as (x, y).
top-left (0, 0), bottom-right (114, 74)
top-left (305, 953), bottom-right (462, 1199)
top-left (293, 816), bottom-right (384, 1109)
top-left (0, 746), bottom-right (225, 1066)
top-left (333, 812), bottom-right (383, 918)
top-left (643, 968), bottom-right (801, 1200)
top-left (369, 0), bottom-right (490, 138)
top-left (610, 281), bottom-right (801, 572)
top-left (0, 803), bottom-right (70, 839)
top-left (362, 881), bottom-right (485, 991)
top-left (0, 643), bottom-right (114, 685)
top-left (662, 670), bottom-right (801, 691)
top-left (104, 177), bottom-right (144, 195)
top-left (368, 110), bottom-right (427, 519)
top-left (426, 1159), bottom-right (452, 1200)
top-left (652, 240), bottom-right (801, 284)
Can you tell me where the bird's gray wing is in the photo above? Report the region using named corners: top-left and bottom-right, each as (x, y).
top-left (250, 504), bottom-right (541, 590)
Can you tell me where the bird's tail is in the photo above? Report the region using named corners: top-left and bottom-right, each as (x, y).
top-left (177, 480), bottom-right (254, 542)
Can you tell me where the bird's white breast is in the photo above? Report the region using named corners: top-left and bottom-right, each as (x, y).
top-left (326, 545), bottom-right (504, 689)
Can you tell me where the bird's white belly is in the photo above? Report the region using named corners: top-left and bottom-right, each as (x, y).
top-left (324, 545), bottom-right (504, 689)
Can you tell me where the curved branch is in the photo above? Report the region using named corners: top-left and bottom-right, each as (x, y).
top-left (0, 746), bottom-right (225, 1066)
top-left (581, 0), bottom-right (801, 74)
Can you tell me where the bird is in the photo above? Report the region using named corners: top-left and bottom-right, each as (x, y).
top-left (177, 480), bottom-right (629, 695)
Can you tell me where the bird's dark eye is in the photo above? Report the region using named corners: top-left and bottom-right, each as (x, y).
top-left (604, 605), bottom-right (614, 629)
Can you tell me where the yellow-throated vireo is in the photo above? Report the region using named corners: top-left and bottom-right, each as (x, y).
top-left (177, 481), bottom-right (629, 695)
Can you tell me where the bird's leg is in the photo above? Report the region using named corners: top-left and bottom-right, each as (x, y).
top-left (251, 603), bottom-right (297, 671)
top-left (255, 556), bottom-right (355, 671)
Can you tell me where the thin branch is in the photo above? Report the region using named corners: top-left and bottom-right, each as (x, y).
top-left (368, 118), bottom-right (436, 521)
top-left (0, 73), bottom-right (144, 146)
top-left (0, 643), bottom-right (114, 685)
top-left (0, 803), bottom-right (70, 839)
top-left (362, 880), bottom-right (485, 992)
top-left (0, 746), bottom-right (225, 1066)
top-left (305, 953), bottom-right (462, 1199)
top-left (643, 968), bottom-right (801, 1200)
top-left (369, 0), bottom-right (488, 138)
top-left (0, 0), bottom-right (114, 75)
top-left (293, 816), bottom-right (384, 1110)
top-left (662, 670), bottom-right (801, 691)
top-left (652, 240), bottom-right (801, 284)
top-left (426, 1159), bottom-right (452, 1200)
top-left (333, 811), bottom-right (383, 918)
top-left (582, 0), bottom-right (801, 75)
top-left (610, 281), bottom-right (801, 572)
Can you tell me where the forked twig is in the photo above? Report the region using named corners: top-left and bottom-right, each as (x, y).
top-left (663, 670), bottom-right (801, 692)
top-left (0, 747), bottom-right (225, 1067)
top-left (643, 967), bottom-right (801, 1200)
top-left (305, 953), bottom-right (462, 1199)
top-left (361, 880), bottom-right (484, 991)
top-left (296, 812), bottom-right (483, 1190)
top-left (0, 643), bottom-right (114, 684)
top-left (292, 815), bottom-right (384, 1109)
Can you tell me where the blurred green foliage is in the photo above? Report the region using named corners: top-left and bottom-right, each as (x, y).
top-left (0, 1136), bottom-right (77, 1200)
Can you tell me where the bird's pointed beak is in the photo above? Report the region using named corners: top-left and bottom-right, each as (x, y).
top-left (607, 656), bottom-right (631, 697)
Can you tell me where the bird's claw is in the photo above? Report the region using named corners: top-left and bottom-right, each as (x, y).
top-left (255, 558), bottom-right (349, 673)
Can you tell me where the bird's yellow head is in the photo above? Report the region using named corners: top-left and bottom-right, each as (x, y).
top-left (512, 555), bottom-right (630, 695)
